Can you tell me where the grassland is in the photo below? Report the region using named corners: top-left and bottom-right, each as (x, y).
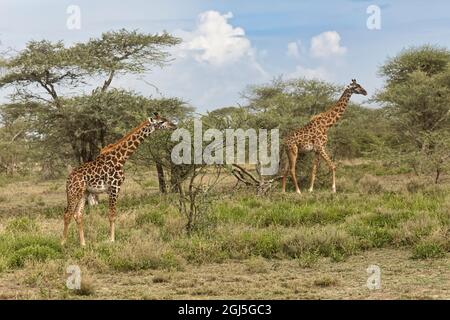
top-left (0, 161), bottom-right (448, 299)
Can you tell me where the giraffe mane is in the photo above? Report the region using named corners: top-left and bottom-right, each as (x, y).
top-left (100, 119), bottom-right (151, 155)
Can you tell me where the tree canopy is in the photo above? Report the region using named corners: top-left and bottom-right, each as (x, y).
top-left (0, 29), bottom-right (183, 171)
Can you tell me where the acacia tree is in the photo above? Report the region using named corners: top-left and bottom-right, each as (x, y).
top-left (375, 45), bottom-right (450, 182)
top-left (0, 29), bottom-right (180, 164)
top-left (243, 78), bottom-right (341, 134)
top-left (123, 98), bottom-right (194, 193)
top-left (0, 116), bottom-right (34, 175)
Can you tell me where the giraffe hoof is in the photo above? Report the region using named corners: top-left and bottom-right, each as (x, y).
top-left (308, 188), bottom-right (313, 193)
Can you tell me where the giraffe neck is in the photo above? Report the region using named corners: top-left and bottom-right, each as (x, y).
top-left (324, 88), bottom-right (352, 127)
top-left (102, 120), bottom-right (155, 165)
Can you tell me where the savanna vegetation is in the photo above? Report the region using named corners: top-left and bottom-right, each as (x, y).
top-left (0, 31), bottom-right (448, 299)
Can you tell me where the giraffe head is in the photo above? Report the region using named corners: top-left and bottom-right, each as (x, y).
top-left (347, 79), bottom-right (367, 96)
top-left (149, 112), bottom-right (177, 130)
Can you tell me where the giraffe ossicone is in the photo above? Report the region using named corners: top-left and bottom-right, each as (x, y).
top-left (281, 79), bottom-right (367, 194)
top-left (62, 114), bottom-right (176, 246)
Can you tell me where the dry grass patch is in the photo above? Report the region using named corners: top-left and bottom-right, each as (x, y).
top-left (313, 276), bottom-right (339, 287)
top-left (244, 256), bottom-right (269, 274)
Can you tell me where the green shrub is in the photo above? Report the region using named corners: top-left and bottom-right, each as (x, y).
top-left (411, 242), bottom-right (446, 259)
top-left (220, 228), bottom-right (283, 259)
top-left (8, 245), bottom-right (61, 268)
top-left (362, 209), bottom-right (409, 229)
top-left (0, 234), bottom-right (62, 254)
top-left (282, 226), bottom-right (358, 259)
top-left (175, 236), bottom-right (229, 264)
top-left (346, 223), bottom-right (393, 248)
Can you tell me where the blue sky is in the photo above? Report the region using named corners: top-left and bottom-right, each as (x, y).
top-left (1, 0), bottom-right (450, 112)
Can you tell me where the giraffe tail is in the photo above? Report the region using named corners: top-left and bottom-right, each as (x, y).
top-left (279, 146), bottom-right (289, 176)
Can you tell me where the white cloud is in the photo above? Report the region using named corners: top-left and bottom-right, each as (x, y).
top-left (178, 11), bottom-right (253, 66)
top-left (286, 41), bottom-right (302, 59)
top-left (287, 65), bottom-right (329, 80)
top-left (310, 31), bottom-right (347, 58)
top-left (124, 10), bottom-right (269, 111)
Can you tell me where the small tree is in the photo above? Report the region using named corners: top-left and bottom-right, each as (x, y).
top-left (174, 164), bottom-right (223, 235)
top-left (411, 131), bottom-right (450, 183)
top-left (167, 119), bottom-right (227, 235)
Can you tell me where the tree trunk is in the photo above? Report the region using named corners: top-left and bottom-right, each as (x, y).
top-left (156, 162), bottom-right (167, 193)
top-left (170, 165), bottom-right (179, 193)
top-left (435, 167), bottom-right (441, 184)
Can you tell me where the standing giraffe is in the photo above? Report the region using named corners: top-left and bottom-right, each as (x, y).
top-left (281, 79), bottom-right (367, 194)
top-left (62, 113), bottom-right (176, 246)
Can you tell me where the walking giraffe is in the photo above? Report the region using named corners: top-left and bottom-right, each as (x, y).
top-left (281, 79), bottom-right (367, 194)
top-left (62, 113), bottom-right (176, 246)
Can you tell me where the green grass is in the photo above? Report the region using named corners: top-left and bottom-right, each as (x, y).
top-left (0, 173), bottom-right (448, 276)
top-left (412, 242), bottom-right (446, 259)
top-left (8, 245), bottom-right (61, 268)
top-left (6, 217), bottom-right (39, 233)
top-left (0, 233), bottom-right (63, 269)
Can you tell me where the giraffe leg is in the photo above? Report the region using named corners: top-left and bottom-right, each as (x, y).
top-left (74, 196), bottom-right (86, 246)
top-left (309, 152), bottom-right (320, 193)
top-left (108, 186), bottom-right (120, 242)
top-left (287, 146), bottom-right (301, 194)
top-left (62, 208), bottom-right (72, 246)
top-left (281, 152), bottom-right (289, 193)
top-left (318, 148), bottom-right (336, 193)
top-left (62, 189), bottom-right (84, 246)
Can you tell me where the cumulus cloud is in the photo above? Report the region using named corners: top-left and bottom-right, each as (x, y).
top-left (310, 31), bottom-right (347, 58)
top-left (128, 10), bottom-right (269, 111)
top-left (287, 65), bottom-right (329, 80)
top-left (284, 31), bottom-right (347, 82)
top-left (286, 41), bottom-right (302, 59)
top-left (178, 11), bottom-right (254, 66)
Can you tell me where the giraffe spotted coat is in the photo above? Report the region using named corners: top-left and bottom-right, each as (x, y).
top-left (281, 79), bottom-right (367, 194)
top-left (62, 114), bottom-right (176, 246)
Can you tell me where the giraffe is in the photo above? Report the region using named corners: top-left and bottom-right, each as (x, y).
top-left (61, 113), bottom-right (176, 246)
top-left (281, 79), bottom-right (367, 194)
